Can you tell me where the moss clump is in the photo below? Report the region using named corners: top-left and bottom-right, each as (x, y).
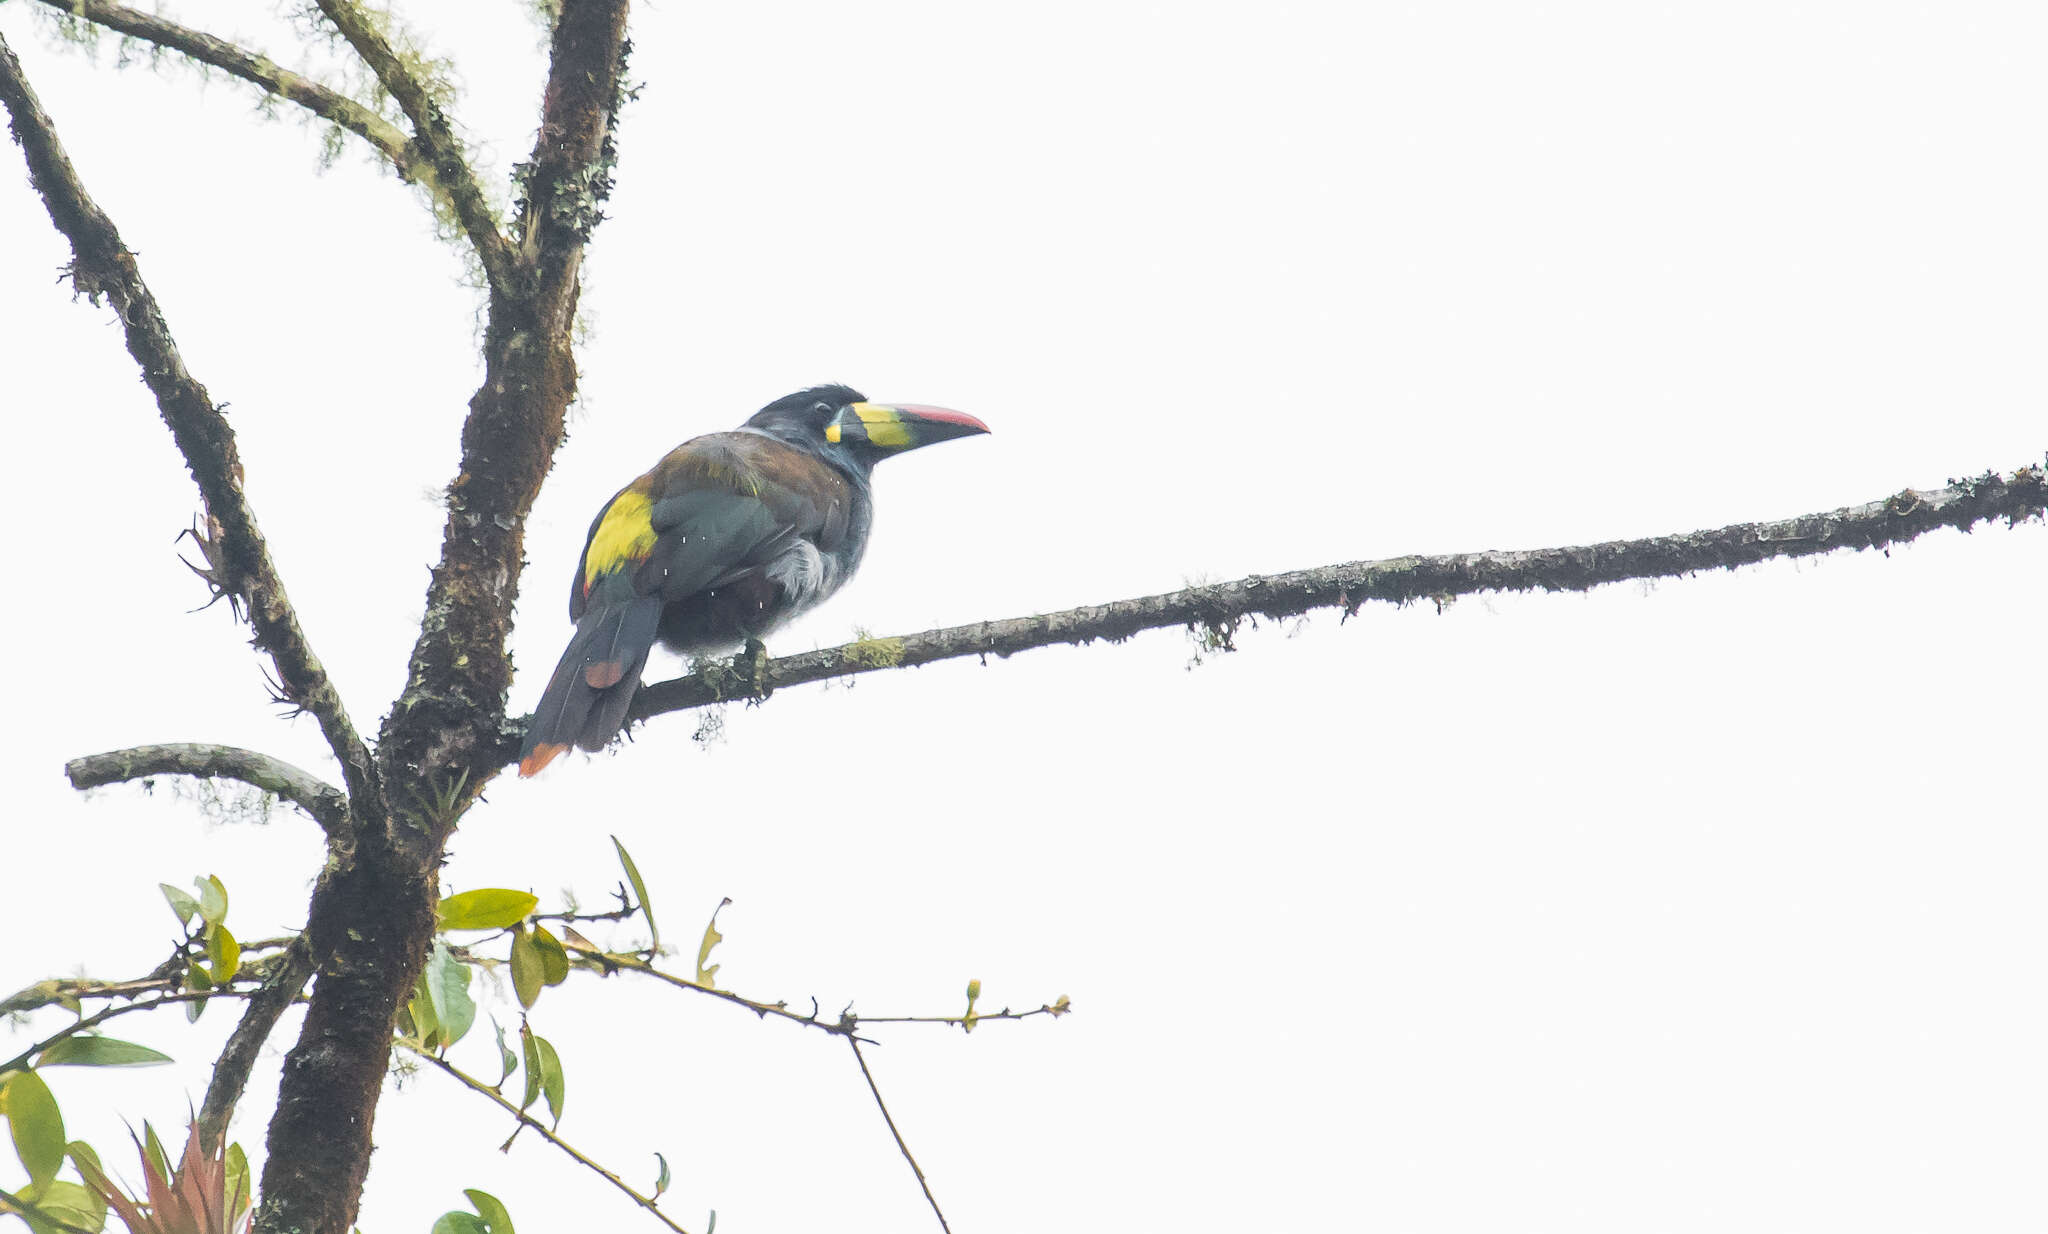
top-left (843, 631), bottom-right (906, 669)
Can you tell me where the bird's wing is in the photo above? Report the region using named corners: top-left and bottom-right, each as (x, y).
top-left (571, 432), bottom-right (852, 619)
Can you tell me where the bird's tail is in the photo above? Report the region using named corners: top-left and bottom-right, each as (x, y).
top-left (519, 593), bottom-right (664, 776)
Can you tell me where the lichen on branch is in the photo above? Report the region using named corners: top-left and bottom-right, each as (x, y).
top-left (595, 463), bottom-right (2048, 746)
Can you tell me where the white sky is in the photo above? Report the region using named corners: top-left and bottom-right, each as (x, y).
top-left (3, 2), bottom-right (2046, 1231)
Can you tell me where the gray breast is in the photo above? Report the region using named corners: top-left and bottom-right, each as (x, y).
top-left (762, 537), bottom-right (844, 626)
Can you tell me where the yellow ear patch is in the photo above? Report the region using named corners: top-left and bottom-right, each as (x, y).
top-left (849, 403), bottom-right (914, 449)
top-left (584, 489), bottom-right (658, 589)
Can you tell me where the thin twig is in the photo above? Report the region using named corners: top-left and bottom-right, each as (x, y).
top-left (0, 989), bottom-right (251, 1077)
top-left (575, 948), bottom-right (853, 1034)
top-left (597, 462), bottom-right (2048, 751)
top-left (534, 895), bottom-right (641, 928)
top-left (309, 0), bottom-right (514, 292)
top-left (557, 939), bottom-right (1064, 1037)
top-left (0, 30), bottom-right (381, 813)
top-left (3, 973), bottom-right (180, 1018)
top-left (28, 0), bottom-right (416, 176)
top-left (403, 1046), bottom-right (696, 1234)
top-left (64, 743), bottom-right (349, 835)
top-left (857, 1000), bottom-right (1071, 1027)
top-left (848, 1035), bottom-right (951, 1234)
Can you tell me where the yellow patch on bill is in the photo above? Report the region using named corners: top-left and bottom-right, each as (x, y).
top-left (585, 489), bottom-right (658, 588)
top-left (850, 403), bottom-right (913, 449)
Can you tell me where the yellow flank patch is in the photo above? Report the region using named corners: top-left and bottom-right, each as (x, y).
top-left (585, 489), bottom-right (658, 588)
top-left (851, 403), bottom-right (913, 449)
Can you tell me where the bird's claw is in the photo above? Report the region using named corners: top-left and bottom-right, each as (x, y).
top-left (736, 638), bottom-right (774, 702)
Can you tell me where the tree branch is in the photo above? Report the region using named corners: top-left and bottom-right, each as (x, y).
top-left (583, 462), bottom-right (2048, 745)
top-left (0, 989), bottom-right (254, 1078)
top-left (0, 942), bottom-right (297, 1020)
top-left (64, 742), bottom-right (349, 835)
top-left (309, 0), bottom-right (515, 293)
top-left (1, 931), bottom-right (310, 1153)
top-left (197, 935), bottom-right (318, 1154)
top-left (575, 947), bottom-right (863, 1036)
top-left (403, 1047), bottom-right (699, 1234)
top-left (256, 6), bottom-right (631, 1231)
top-left (0, 31), bottom-right (381, 813)
top-left (377, 0), bottom-right (632, 794)
top-left (28, 0), bottom-right (416, 178)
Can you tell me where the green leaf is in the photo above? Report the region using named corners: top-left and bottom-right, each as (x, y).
top-left (436, 889), bottom-right (539, 932)
top-left (612, 835), bottom-right (659, 952)
top-left (159, 883), bottom-right (199, 927)
top-left (531, 925), bottom-right (570, 987)
top-left (36, 1036), bottom-right (174, 1068)
top-left (534, 1035), bottom-right (565, 1127)
top-left (964, 977), bottom-right (982, 1034)
top-left (69, 1143), bottom-right (133, 1234)
top-left (2, 1069), bottom-right (66, 1187)
top-left (519, 1026), bottom-right (541, 1113)
top-left (194, 875), bottom-right (229, 927)
top-left (183, 964), bottom-right (212, 1023)
top-left (66, 1140), bottom-right (103, 1177)
top-left (207, 923), bottom-right (241, 985)
top-left (423, 941), bottom-right (475, 1050)
top-left (16, 1179), bottom-right (104, 1234)
top-left (140, 1121), bottom-right (170, 1184)
top-left (226, 1141), bottom-right (251, 1219)
top-left (431, 1214), bottom-right (488, 1234)
top-left (509, 927), bottom-right (543, 1011)
top-left (408, 969), bottom-right (441, 1050)
top-left (652, 1152), bottom-right (671, 1199)
top-left (491, 1019), bottom-right (517, 1087)
top-left (695, 898), bottom-right (729, 988)
top-left (463, 1188), bottom-right (516, 1234)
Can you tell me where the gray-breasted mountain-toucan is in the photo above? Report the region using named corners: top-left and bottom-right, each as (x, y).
top-left (519, 385), bottom-right (988, 775)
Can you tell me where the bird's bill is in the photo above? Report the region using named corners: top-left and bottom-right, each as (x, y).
top-left (828, 402), bottom-right (990, 451)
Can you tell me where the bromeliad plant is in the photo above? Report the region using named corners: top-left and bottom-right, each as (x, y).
top-left (76, 1125), bottom-right (254, 1234)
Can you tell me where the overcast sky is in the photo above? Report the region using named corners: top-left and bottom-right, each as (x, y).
top-left (3, 2), bottom-right (2046, 1231)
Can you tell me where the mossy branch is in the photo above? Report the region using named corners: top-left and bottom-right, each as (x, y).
top-left (563, 461), bottom-right (2048, 752)
top-left (64, 742), bottom-right (350, 835)
top-left (0, 30), bottom-right (381, 815)
top-left (28, 0), bottom-right (417, 178)
top-left (309, 0), bottom-right (515, 293)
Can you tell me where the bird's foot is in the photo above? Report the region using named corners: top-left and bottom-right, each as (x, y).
top-left (735, 638), bottom-right (774, 702)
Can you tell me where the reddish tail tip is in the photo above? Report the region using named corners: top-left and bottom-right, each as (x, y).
top-left (519, 743), bottom-right (568, 777)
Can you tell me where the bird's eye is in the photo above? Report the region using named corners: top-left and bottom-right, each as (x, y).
top-left (813, 401), bottom-right (835, 415)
